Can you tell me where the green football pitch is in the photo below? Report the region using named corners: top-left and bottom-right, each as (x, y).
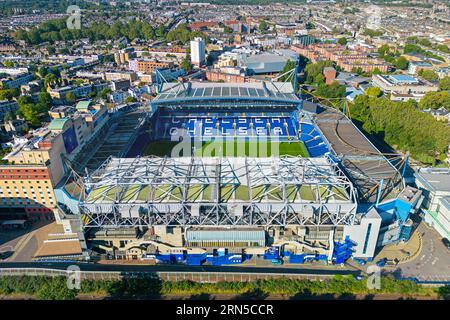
top-left (142, 140), bottom-right (309, 157)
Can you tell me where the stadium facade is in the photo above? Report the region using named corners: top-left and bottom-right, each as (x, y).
top-left (57, 79), bottom-right (423, 265)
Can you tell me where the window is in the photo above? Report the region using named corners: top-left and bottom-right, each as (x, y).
top-left (362, 223), bottom-right (372, 255)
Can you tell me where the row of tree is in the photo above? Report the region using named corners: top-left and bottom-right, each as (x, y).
top-left (165, 23), bottom-right (209, 45)
top-left (15, 92), bottom-right (53, 127)
top-left (0, 274), bottom-right (446, 300)
top-left (350, 95), bottom-right (450, 165)
top-left (15, 19), bottom-right (160, 45)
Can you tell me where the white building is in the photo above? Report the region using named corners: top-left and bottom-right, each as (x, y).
top-left (415, 168), bottom-right (450, 240)
top-left (190, 37), bottom-right (205, 66)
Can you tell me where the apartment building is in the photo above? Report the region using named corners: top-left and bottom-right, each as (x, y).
top-left (49, 83), bottom-right (109, 100)
top-left (0, 100), bottom-right (18, 124)
top-left (205, 70), bottom-right (246, 83)
top-left (128, 59), bottom-right (174, 74)
top-left (415, 168), bottom-right (450, 240)
top-left (1, 72), bottom-right (34, 89)
top-left (372, 74), bottom-right (439, 101)
top-left (408, 61), bottom-right (434, 75)
top-left (291, 43), bottom-right (390, 73)
top-left (190, 37), bottom-right (206, 66)
top-left (0, 100), bottom-right (109, 221)
top-left (104, 70), bottom-right (138, 82)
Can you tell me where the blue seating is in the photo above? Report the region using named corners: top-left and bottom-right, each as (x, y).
top-left (154, 115), bottom-right (298, 141)
top-left (299, 122), bottom-right (329, 157)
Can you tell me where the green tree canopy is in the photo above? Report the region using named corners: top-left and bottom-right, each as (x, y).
top-left (419, 91), bottom-right (450, 111)
top-left (418, 69), bottom-right (438, 82)
top-left (259, 21), bottom-right (269, 33)
top-left (315, 81), bottom-right (346, 99)
top-left (337, 37), bottom-right (347, 46)
top-left (439, 76), bottom-right (450, 91)
top-left (180, 56), bottom-right (192, 74)
top-left (394, 56), bottom-right (409, 70)
top-left (0, 88), bottom-right (20, 100)
top-left (365, 87), bottom-right (382, 97)
top-left (304, 60), bottom-right (334, 84)
top-left (2, 60), bottom-right (14, 68)
top-left (280, 59), bottom-right (296, 82)
top-left (350, 95), bottom-right (450, 164)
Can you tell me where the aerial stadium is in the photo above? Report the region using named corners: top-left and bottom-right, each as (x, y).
top-left (57, 70), bottom-right (423, 265)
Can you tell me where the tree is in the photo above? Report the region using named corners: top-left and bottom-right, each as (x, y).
top-left (98, 88), bottom-right (112, 100)
top-left (363, 28), bottom-right (383, 37)
top-left (280, 60), bottom-right (296, 82)
top-left (155, 25), bottom-right (166, 39)
top-left (435, 44), bottom-right (449, 54)
top-left (304, 60), bottom-right (334, 84)
top-left (65, 92), bottom-right (76, 104)
top-left (3, 60), bottom-right (14, 68)
top-left (365, 87), bottom-right (382, 97)
top-left (0, 88), bottom-right (20, 100)
top-left (351, 95), bottom-right (450, 165)
top-left (259, 21), bottom-right (269, 33)
top-left (44, 73), bottom-right (57, 88)
top-left (180, 56), bottom-right (192, 74)
top-left (439, 76), bottom-right (450, 91)
top-left (337, 37), bottom-right (347, 46)
top-left (419, 91), bottom-right (450, 110)
top-left (38, 66), bottom-right (48, 78)
top-left (17, 103), bottom-right (40, 127)
top-left (377, 44), bottom-right (391, 56)
top-left (315, 81), bottom-right (346, 99)
top-left (305, 22), bottom-right (315, 30)
top-left (38, 92), bottom-right (53, 106)
top-left (46, 45), bottom-right (56, 55)
top-left (418, 70), bottom-right (438, 82)
top-left (394, 56), bottom-right (409, 70)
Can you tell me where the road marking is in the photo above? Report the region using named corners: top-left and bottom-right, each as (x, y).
top-left (420, 254), bottom-right (426, 260)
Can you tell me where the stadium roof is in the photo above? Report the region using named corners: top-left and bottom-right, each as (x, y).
top-left (78, 156), bottom-right (358, 227)
top-left (152, 81), bottom-right (300, 105)
top-left (315, 107), bottom-right (404, 203)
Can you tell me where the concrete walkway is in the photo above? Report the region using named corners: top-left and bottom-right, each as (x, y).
top-left (374, 228), bottom-right (423, 265)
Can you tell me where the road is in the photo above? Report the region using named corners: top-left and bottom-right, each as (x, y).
top-left (0, 261), bottom-right (361, 277)
top-left (398, 222), bottom-right (450, 282)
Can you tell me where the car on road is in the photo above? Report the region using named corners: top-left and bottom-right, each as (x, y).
top-left (442, 238), bottom-right (450, 250)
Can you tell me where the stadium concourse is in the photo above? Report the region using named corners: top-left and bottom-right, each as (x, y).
top-left (55, 80), bottom-right (423, 266)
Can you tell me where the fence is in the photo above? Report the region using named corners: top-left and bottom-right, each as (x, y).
top-left (0, 268), bottom-right (335, 283)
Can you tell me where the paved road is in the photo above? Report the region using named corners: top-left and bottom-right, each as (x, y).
top-left (398, 222), bottom-right (450, 282)
top-left (0, 261), bottom-right (361, 276)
